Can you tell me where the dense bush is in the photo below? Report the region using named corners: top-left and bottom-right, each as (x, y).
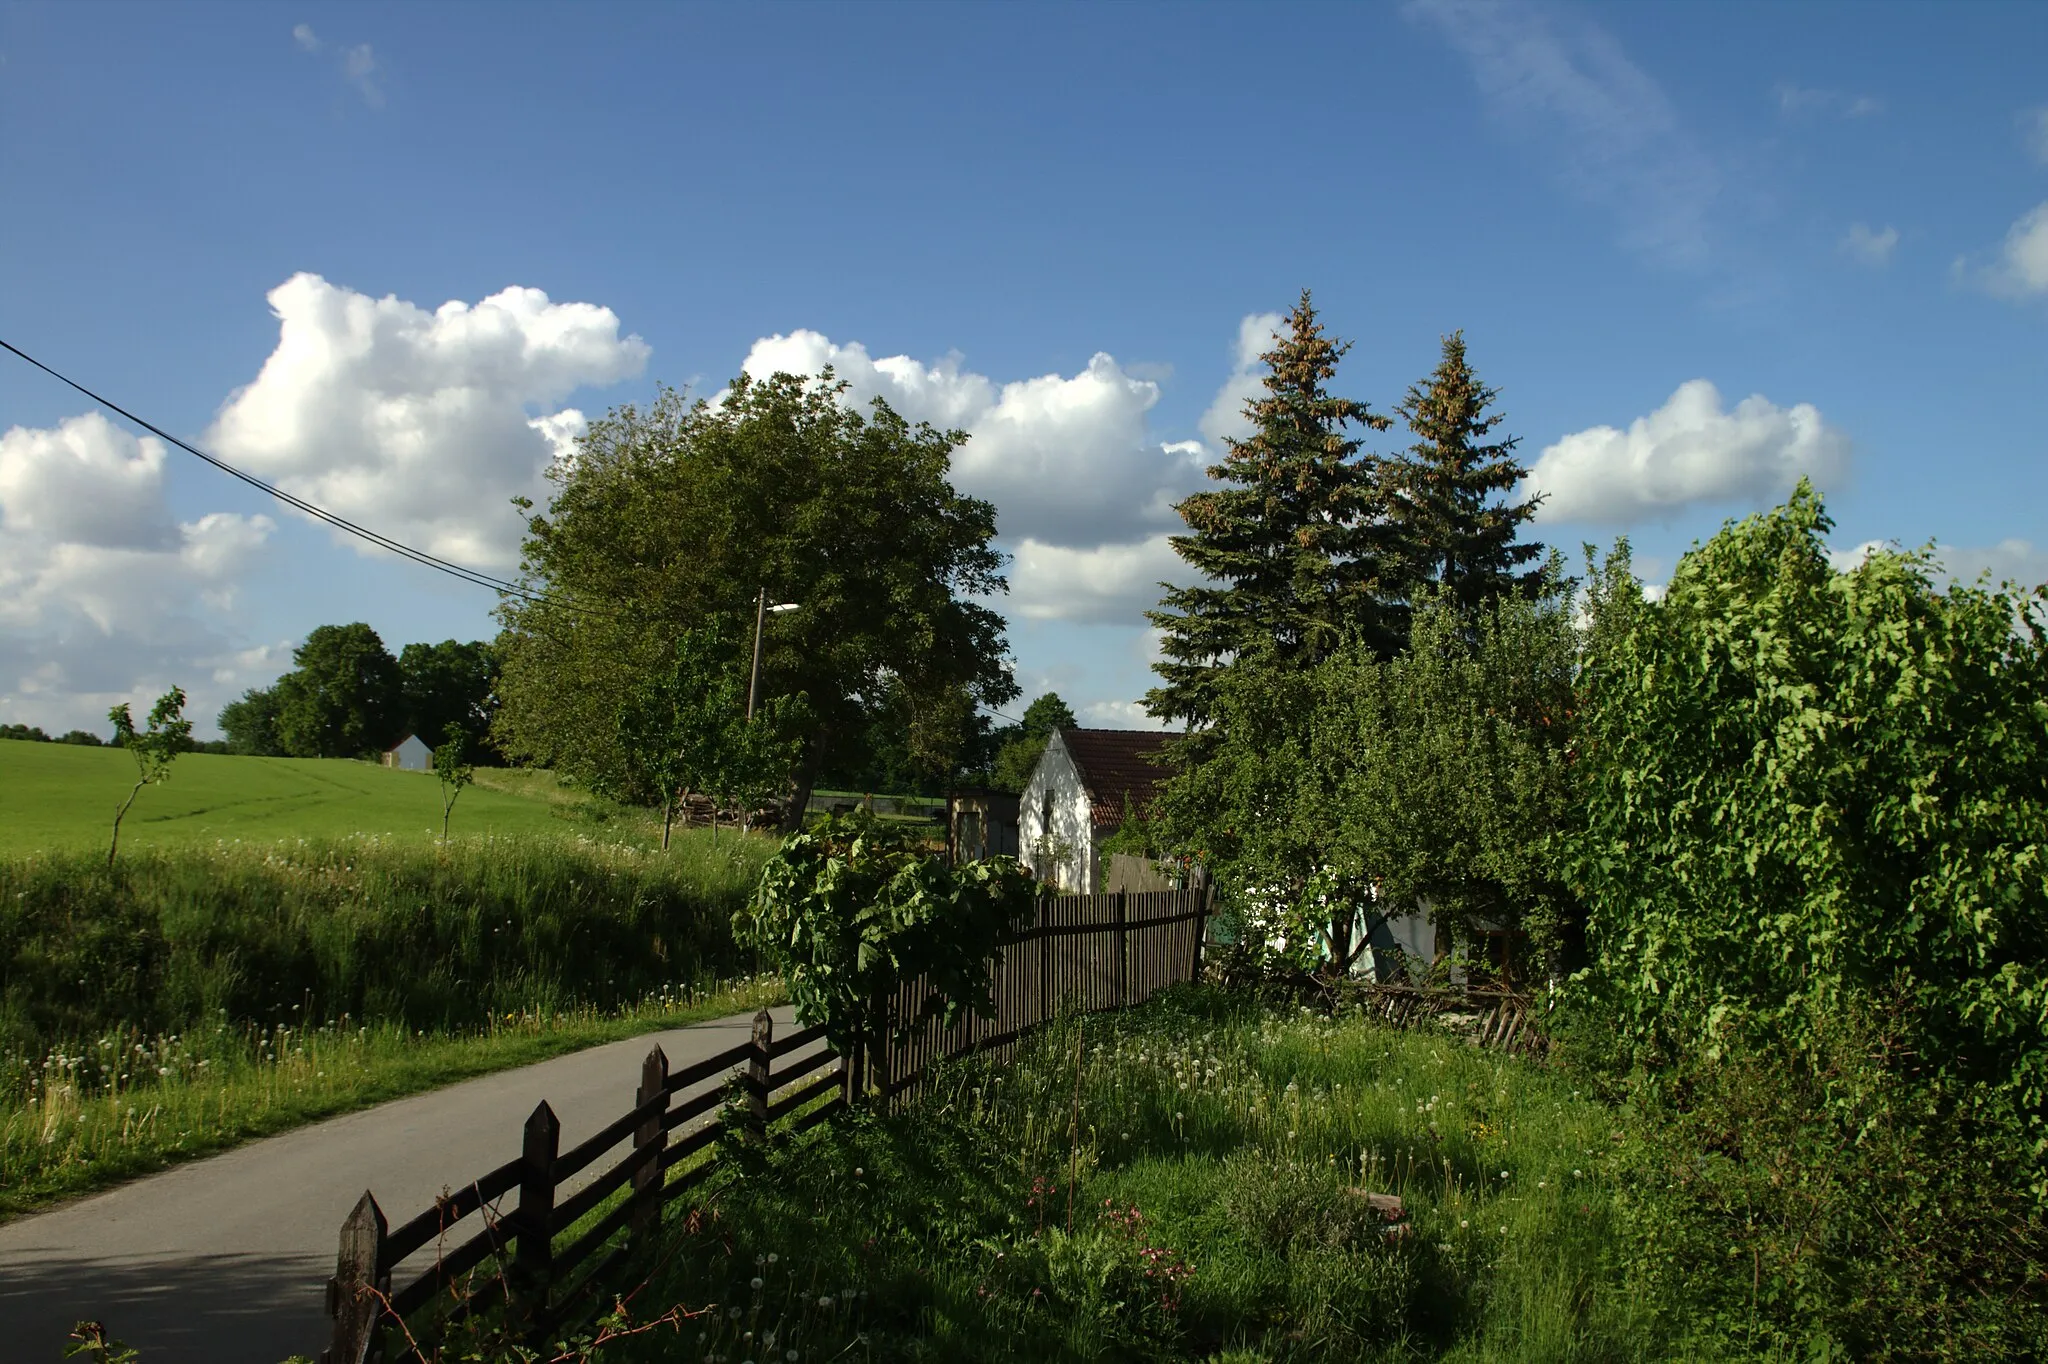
top-left (736, 814), bottom-right (1038, 1056)
top-left (1566, 483), bottom-right (2048, 1355)
top-left (0, 833), bottom-right (771, 1057)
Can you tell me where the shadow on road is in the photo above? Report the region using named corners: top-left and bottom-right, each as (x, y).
top-left (0, 1251), bottom-right (328, 1364)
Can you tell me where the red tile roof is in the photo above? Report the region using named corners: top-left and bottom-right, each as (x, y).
top-left (1060, 727), bottom-right (1180, 828)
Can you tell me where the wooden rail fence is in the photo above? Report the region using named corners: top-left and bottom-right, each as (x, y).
top-left (324, 887), bottom-right (1210, 1364)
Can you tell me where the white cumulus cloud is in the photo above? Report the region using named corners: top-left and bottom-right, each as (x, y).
top-left (1523, 380), bottom-right (1851, 526)
top-left (1841, 222), bottom-right (1898, 267)
top-left (1831, 536), bottom-right (2048, 591)
top-left (1005, 534), bottom-right (1184, 625)
top-left (732, 330), bottom-right (1210, 549)
top-left (0, 413), bottom-right (276, 735)
top-left (207, 272), bottom-right (648, 570)
top-left (1197, 311), bottom-right (1284, 449)
top-left (1968, 202), bottom-right (2048, 298)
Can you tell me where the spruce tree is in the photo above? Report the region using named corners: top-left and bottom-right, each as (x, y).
top-left (1145, 291), bottom-right (1402, 731)
top-left (1393, 332), bottom-right (1543, 613)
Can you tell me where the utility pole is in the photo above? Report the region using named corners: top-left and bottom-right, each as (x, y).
top-left (748, 588), bottom-right (766, 722)
top-left (747, 589), bottom-right (800, 721)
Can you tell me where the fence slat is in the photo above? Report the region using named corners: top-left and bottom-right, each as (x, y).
top-left (511, 1102), bottom-right (559, 1340)
top-left (324, 1190), bottom-right (386, 1364)
top-left (631, 1046), bottom-right (669, 1253)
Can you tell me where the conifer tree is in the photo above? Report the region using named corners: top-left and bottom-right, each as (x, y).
top-left (1393, 332), bottom-right (1543, 613)
top-left (1145, 292), bottom-right (1402, 731)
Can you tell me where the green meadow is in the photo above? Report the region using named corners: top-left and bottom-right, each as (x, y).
top-left (0, 739), bottom-right (654, 855)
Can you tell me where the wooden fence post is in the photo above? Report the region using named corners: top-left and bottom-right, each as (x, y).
top-left (1038, 914), bottom-right (1052, 1028)
top-left (865, 991), bottom-right (893, 1111)
top-left (325, 1190), bottom-right (386, 1364)
top-left (1114, 891), bottom-right (1129, 1007)
top-left (631, 1045), bottom-right (669, 1252)
top-left (1190, 886), bottom-right (1212, 983)
top-left (513, 1101), bottom-right (560, 1339)
top-left (748, 1009), bottom-right (772, 1142)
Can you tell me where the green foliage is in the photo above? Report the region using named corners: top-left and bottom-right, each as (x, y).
top-left (1147, 291), bottom-right (1405, 735)
top-left (1601, 999), bottom-right (2048, 1361)
top-left (272, 622), bottom-right (405, 758)
top-left (495, 374), bottom-right (1017, 816)
top-left (0, 724), bottom-right (104, 745)
top-left (1392, 331), bottom-right (1544, 613)
top-left (618, 625), bottom-right (808, 847)
top-left (106, 686), bottom-right (192, 868)
top-left (399, 637), bottom-right (500, 763)
top-left (981, 691), bottom-right (1077, 794)
top-left (1315, 568), bottom-right (1581, 976)
top-left (1569, 482), bottom-right (2048, 1181)
top-left (216, 683), bottom-right (284, 756)
top-left (735, 815), bottom-right (1039, 1056)
top-left (433, 722), bottom-right (475, 842)
top-left (1163, 570), bottom-right (1581, 982)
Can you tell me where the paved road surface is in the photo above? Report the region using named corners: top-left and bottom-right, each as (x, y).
top-left (0, 1006), bottom-right (799, 1364)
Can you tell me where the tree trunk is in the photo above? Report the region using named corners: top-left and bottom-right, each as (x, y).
top-left (779, 738), bottom-right (824, 835)
top-left (108, 779), bottom-right (145, 869)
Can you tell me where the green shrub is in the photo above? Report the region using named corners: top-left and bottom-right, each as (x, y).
top-left (736, 814), bottom-right (1038, 1056)
top-left (1566, 483), bottom-right (2048, 1355)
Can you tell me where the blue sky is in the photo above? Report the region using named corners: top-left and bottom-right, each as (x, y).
top-left (3, 0), bottom-right (2045, 737)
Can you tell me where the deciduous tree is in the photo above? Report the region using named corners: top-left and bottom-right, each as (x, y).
top-left (273, 623), bottom-right (404, 759)
top-left (496, 374), bottom-right (1015, 823)
top-left (108, 687), bottom-right (191, 867)
top-left (432, 721), bottom-right (474, 843)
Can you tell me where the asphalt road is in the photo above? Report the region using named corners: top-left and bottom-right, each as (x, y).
top-left (0, 1005), bottom-right (800, 1364)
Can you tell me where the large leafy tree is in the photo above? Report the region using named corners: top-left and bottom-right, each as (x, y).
top-left (399, 639), bottom-right (499, 763)
top-left (1146, 291), bottom-right (1403, 734)
top-left (273, 623), bottom-right (404, 759)
top-left (494, 373), bottom-right (1016, 823)
top-left (217, 686), bottom-right (284, 756)
top-left (1392, 331), bottom-right (1544, 613)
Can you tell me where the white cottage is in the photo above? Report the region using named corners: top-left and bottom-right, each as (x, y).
top-left (1018, 727), bottom-right (1177, 892)
top-left (381, 733), bottom-right (432, 772)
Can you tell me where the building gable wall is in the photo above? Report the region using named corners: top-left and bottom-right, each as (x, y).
top-left (1018, 731), bottom-right (1098, 891)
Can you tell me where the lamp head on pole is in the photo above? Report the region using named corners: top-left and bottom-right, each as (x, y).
top-left (767, 603), bottom-right (800, 614)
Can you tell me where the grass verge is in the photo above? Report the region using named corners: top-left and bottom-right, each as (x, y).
top-left (0, 974), bottom-right (783, 1221)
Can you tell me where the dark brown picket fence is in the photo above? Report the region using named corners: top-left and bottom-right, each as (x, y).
top-left (323, 886), bottom-right (1211, 1364)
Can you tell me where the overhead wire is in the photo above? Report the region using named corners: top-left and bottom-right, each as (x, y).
top-left (0, 337), bottom-right (614, 614)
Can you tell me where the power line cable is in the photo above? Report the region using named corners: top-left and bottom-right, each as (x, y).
top-left (0, 337), bottom-right (611, 613)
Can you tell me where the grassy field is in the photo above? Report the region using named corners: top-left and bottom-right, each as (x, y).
top-left (589, 989), bottom-right (1658, 1364)
top-left (0, 739), bottom-right (661, 855)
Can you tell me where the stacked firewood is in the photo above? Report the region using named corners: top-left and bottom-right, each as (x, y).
top-left (670, 792), bottom-right (782, 829)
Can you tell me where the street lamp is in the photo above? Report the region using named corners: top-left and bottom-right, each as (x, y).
top-left (748, 588), bottom-right (800, 721)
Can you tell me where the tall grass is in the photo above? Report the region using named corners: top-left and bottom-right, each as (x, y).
top-left (607, 987), bottom-right (1658, 1364)
top-left (0, 831), bottom-right (773, 1059)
